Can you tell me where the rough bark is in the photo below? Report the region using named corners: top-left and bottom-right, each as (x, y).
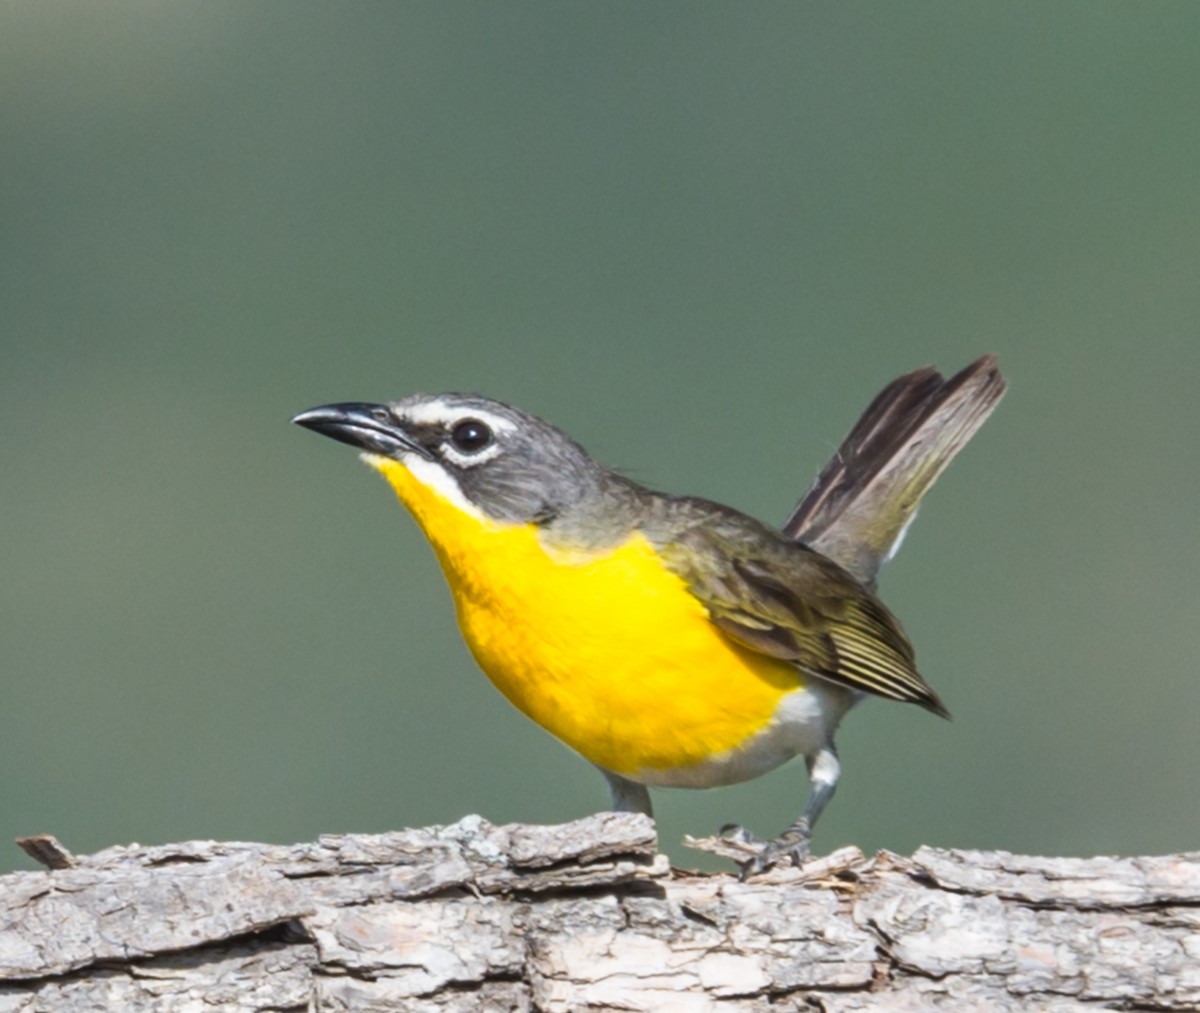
top-left (1, 814), bottom-right (1197, 1012)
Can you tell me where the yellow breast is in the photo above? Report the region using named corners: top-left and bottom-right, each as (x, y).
top-left (368, 456), bottom-right (802, 777)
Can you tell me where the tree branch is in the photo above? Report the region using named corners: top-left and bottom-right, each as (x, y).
top-left (2, 814), bottom-right (1197, 1011)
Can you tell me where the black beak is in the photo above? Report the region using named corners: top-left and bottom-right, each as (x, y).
top-left (291, 402), bottom-right (433, 460)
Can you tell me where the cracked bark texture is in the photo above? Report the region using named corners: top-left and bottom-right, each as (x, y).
top-left (1, 814), bottom-right (1198, 1012)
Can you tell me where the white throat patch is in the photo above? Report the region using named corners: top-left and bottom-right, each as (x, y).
top-left (360, 451), bottom-right (488, 521)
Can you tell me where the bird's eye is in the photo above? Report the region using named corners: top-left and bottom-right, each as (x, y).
top-left (449, 418), bottom-right (493, 454)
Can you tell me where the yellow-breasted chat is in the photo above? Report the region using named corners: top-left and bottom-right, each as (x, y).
top-left (293, 356), bottom-right (1005, 872)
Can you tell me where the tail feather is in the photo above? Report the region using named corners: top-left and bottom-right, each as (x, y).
top-left (782, 355), bottom-right (1007, 586)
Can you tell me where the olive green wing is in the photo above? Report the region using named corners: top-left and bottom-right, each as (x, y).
top-left (657, 519), bottom-right (950, 718)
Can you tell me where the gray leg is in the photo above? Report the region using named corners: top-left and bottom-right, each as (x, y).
top-left (597, 766), bottom-right (653, 817)
top-left (726, 744), bottom-right (840, 877)
top-left (780, 744), bottom-right (842, 853)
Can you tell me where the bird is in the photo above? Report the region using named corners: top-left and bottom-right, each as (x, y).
top-left (293, 356), bottom-right (1005, 872)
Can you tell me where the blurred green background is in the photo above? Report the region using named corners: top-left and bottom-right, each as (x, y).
top-left (3, 2), bottom-right (1198, 874)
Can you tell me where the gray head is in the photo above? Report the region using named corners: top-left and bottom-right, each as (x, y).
top-left (292, 393), bottom-right (609, 525)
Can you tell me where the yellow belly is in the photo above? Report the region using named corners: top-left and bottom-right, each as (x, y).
top-left (369, 457), bottom-right (803, 777)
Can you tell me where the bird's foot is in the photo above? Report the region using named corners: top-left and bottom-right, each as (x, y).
top-left (718, 820), bottom-right (812, 879)
top-left (683, 826), bottom-right (868, 881)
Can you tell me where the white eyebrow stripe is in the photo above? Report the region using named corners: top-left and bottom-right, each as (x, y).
top-left (401, 400), bottom-right (518, 434)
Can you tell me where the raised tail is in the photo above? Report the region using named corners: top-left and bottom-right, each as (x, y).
top-left (783, 355), bottom-right (1007, 586)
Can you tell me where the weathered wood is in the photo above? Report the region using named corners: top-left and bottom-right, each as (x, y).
top-left (1, 814), bottom-right (1197, 1011)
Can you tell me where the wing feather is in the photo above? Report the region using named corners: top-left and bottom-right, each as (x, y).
top-left (656, 518), bottom-right (949, 719)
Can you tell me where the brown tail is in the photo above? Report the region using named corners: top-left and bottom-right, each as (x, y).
top-left (782, 355), bottom-right (1007, 586)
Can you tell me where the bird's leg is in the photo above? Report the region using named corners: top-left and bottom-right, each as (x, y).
top-left (724, 745), bottom-right (841, 877)
top-left (598, 767), bottom-right (653, 817)
top-left (777, 745), bottom-right (841, 860)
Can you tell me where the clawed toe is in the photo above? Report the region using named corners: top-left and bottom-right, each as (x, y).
top-left (718, 823), bottom-right (762, 847)
top-left (718, 821), bottom-right (812, 879)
